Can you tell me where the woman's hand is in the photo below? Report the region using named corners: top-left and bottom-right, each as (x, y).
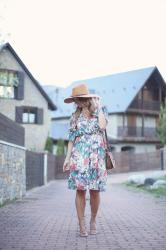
top-left (63, 158), bottom-right (70, 172)
top-left (93, 97), bottom-right (103, 117)
top-left (63, 141), bottom-right (73, 172)
top-left (93, 97), bottom-right (107, 130)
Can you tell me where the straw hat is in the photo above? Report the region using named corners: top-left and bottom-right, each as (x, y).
top-left (64, 84), bottom-right (100, 103)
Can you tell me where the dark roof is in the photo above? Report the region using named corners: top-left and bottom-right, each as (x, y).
top-left (0, 42), bottom-right (56, 110)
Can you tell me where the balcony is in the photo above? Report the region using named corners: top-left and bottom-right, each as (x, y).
top-left (117, 126), bottom-right (159, 140)
top-left (129, 100), bottom-right (160, 111)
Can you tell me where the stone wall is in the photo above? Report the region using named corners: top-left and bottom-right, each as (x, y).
top-left (0, 141), bottom-right (26, 205)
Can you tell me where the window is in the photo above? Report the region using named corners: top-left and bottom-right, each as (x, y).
top-left (0, 69), bottom-right (19, 99)
top-left (15, 106), bottom-right (43, 125)
top-left (22, 107), bottom-right (37, 124)
top-left (0, 85), bottom-right (14, 98)
top-left (121, 146), bottom-right (135, 152)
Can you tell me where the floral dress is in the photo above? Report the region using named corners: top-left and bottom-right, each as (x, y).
top-left (67, 107), bottom-right (108, 192)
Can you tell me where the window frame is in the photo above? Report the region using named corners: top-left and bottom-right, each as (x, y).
top-left (0, 68), bottom-right (19, 99)
top-left (22, 107), bottom-right (37, 124)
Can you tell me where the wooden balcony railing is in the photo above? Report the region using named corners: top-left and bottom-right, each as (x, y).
top-left (118, 126), bottom-right (159, 139)
top-left (129, 100), bottom-right (160, 111)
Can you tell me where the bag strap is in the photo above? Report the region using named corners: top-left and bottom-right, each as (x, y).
top-left (104, 129), bottom-right (110, 150)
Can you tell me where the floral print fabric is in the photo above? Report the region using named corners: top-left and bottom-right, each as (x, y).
top-left (67, 107), bottom-right (108, 192)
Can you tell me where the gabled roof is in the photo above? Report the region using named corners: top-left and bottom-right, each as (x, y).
top-left (44, 66), bottom-right (166, 118)
top-left (71, 66), bottom-right (158, 113)
top-left (0, 42), bottom-right (56, 110)
top-left (43, 85), bottom-right (76, 117)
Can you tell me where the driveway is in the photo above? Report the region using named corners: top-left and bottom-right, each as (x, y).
top-left (0, 171), bottom-right (166, 250)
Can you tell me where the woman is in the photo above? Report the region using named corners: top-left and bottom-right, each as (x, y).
top-left (63, 84), bottom-right (108, 237)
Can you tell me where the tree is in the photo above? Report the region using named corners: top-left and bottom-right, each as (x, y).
top-left (157, 97), bottom-right (166, 145)
top-left (44, 136), bottom-right (54, 153)
top-left (56, 139), bottom-right (65, 156)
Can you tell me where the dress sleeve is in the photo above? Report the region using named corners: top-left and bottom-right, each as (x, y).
top-left (68, 113), bottom-right (77, 142)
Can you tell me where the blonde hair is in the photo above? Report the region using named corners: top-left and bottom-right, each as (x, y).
top-left (74, 98), bottom-right (96, 120)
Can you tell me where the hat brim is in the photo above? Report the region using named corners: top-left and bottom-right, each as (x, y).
top-left (64, 94), bottom-right (100, 103)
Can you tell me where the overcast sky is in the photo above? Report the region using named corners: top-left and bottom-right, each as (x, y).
top-left (0, 0), bottom-right (166, 87)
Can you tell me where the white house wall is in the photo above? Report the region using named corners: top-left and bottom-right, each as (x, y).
top-left (107, 114), bottom-right (118, 138)
top-left (0, 49), bottom-right (51, 152)
top-left (114, 143), bottom-right (156, 153)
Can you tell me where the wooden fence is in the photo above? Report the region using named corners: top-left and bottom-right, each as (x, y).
top-left (25, 149), bottom-right (164, 191)
top-left (26, 152), bottom-right (67, 190)
top-left (110, 150), bottom-right (162, 174)
top-left (26, 150), bottom-right (44, 190)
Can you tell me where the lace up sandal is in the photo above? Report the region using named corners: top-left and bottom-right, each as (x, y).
top-left (90, 220), bottom-right (97, 235)
top-left (79, 217), bottom-right (88, 237)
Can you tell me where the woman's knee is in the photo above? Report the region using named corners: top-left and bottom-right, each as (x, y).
top-left (76, 189), bottom-right (86, 197)
top-left (89, 190), bottom-right (100, 197)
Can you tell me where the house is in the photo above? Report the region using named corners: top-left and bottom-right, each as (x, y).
top-left (0, 42), bottom-right (56, 152)
top-left (43, 66), bottom-right (166, 154)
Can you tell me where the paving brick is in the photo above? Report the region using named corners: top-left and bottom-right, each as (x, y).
top-left (0, 176), bottom-right (166, 250)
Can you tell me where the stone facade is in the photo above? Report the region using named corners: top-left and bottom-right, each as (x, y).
top-left (0, 141), bottom-right (26, 205)
top-left (0, 47), bottom-right (54, 152)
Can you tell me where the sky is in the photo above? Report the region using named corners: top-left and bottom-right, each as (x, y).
top-left (0, 0), bottom-right (166, 87)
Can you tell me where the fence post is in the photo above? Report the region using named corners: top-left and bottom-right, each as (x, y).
top-left (43, 151), bottom-right (48, 185)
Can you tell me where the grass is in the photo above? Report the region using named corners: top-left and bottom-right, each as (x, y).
top-left (159, 176), bottom-right (166, 181)
top-left (122, 176), bottom-right (166, 198)
top-left (0, 197), bottom-right (18, 208)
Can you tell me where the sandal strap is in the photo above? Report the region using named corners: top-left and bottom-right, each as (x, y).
top-left (79, 218), bottom-right (88, 236)
top-left (90, 221), bottom-right (97, 234)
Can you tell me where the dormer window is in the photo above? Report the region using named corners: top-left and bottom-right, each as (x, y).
top-left (0, 69), bottom-right (19, 98)
top-left (0, 69), bottom-right (24, 100)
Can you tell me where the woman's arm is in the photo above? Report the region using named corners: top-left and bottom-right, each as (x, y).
top-left (65, 141), bottom-right (73, 161)
top-left (93, 97), bottom-right (107, 130)
top-left (63, 112), bottom-right (77, 172)
top-left (63, 141), bottom-right (74, 172)
top-left (98, 110), bottom-right (107, 130)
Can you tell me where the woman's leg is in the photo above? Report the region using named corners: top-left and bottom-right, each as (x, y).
top-left (75, 190), bottom-right (88, 236)
top-left (89, 190), bottom-right (100, 222)
top-left (89, 190), bottom-right (100, 234)
top-left (75, 190), bottom-right (86, 221)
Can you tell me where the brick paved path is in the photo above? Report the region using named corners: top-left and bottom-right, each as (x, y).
top-left (0, 176), bottom-right (166, 250)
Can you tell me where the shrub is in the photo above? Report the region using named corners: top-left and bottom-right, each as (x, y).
top-left (56, 139), bottom-right (65, 156)
top-left (44, 136), bottom-right (54, 153)
top-left (157, 97), bottom-right (166, 145)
